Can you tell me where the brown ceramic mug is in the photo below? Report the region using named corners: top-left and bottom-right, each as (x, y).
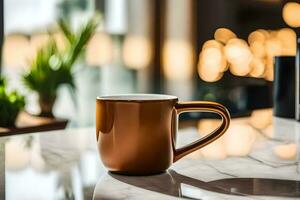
top-left (96, 94), bottom-right (230, 175)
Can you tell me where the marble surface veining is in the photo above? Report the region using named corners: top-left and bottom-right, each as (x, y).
top-left (1, 116), bottom-right (300, 200)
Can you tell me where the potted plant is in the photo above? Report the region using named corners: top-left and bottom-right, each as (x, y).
top-left (0, 77), bottom-right (25, 127)
top-left (23, 16), bottom-right (99, 117)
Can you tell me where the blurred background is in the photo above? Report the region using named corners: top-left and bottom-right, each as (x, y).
top-left (1, 1), bottom-right (300, 199)
top-left (0, 0), bottom-right (300, 127)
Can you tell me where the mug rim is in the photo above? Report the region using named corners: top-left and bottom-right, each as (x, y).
top-left (97, 94), bottom-right (178, 102)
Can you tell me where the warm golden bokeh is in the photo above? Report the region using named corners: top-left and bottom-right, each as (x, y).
top-left (248, 30), bottom-right (267, 44)
top-left (86, 32), bottom-right (113, 66)
top-left (3, 35), bottom-right (30, 68)
top-left (214, 28), bottom-right (237, 44)
top-left (200, 47), bottom-right (226, 72)
top-left (198, 63), bottom-right (224, 82)
top-left (122, 35), bottom-right (153, 70)
top-left (52, 32), bottom-right (67, 51)
top-left (198, 27), bottom-right (296, 82)
top-left (276, 28), bottom-right (297, 55)
top-left (249, 57), bottom-right (265, 78)
top-left (202, 39), bottom-right (223, 50)
top-left (250, 109), bottom-right (272, 129)
top-left (282, 2), bottom-right (300, 28)
top-left (163, 39), bottom-right (195, 80)
top-left (273, 143), bottom-right (297, 160)
top-left (196, 118), bottom-right (259, 159)
top-left (250, 41), bottom-right (265, 58)
top-left (197, 39), bottom-right (227, 82)
top-left (265, 38), bottom-right (282, 57)
top-left (30, 33), bottom-right (50, 59)
top-left (224, 39), bottom-right (252, 76)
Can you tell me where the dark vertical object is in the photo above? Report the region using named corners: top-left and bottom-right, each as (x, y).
top-left (152, 0), bottom-right (164, 93)
top-left (296, 39), bottom-right (300, 121)
top-left (0, 2), bottom-right (9, 195)
top-left (95, 0), bottom-right (105, 13)
top-left (274, 56), bottom-right (296, 119)
top-left (0, 0), bottom-right (3, 75)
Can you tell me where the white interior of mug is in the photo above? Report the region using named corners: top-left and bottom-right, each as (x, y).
top-left (97, 94), bottom-right (178, 101)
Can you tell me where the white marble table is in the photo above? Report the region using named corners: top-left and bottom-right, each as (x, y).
top-left (2, 114), bottom-right (300, 200)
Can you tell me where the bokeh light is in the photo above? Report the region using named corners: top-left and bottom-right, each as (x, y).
top-left (224, 123), bottom-right (256, 157)
top-left (265, 38), bottom-right (282, 57)
top-left (273, 143), bottom-right (297, 160)
top-left (5, 138), bottom-right (30, 171)
top-left (282, 2), bottom-right (300, 28)
top-left (197, 40), bottom-right (227, 82)
top-left (197, 119), bottom-right (258, 159)
top-left (248, 30), bottom-right (267, 44)
top-left (250, 41), bottom-right (265, 58)
top-left (224, 38), bottom-right (252, 76)
top-left (202, 39), bottom-right (223, 50)
top-left (249, 57), bottom-right (265, 78)
top-left (276, 28), bottom-right (296, 55)
top-left (52, 32), bottom-right (67, 51)
top-left (198, 28), bottom-right (296, 82)
top-left (250, 109), bottom-right (272, 129)
top-left (214, 28), bottom-right (236, 44)
top-left (30, 33), bottom-right (50, 55)
top-left (198, 63), bottom-right (224, 82)
top-left (86, 32), bottom-right (113, 66)
top-left (200, 47), bottom-right (227, 72)
top-left (122, 35), bottom-right (152, 70)
top-left (3, 34), bottom-right (30, 68)
top-left (264, 57), bottom-right (274, 81)
top-left (163, 39), bottom-right (195, 80)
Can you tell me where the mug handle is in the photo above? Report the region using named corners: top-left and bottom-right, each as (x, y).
top-left (173, 101), bottom-right (230, 162)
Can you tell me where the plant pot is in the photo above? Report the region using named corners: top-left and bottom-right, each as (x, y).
top-left (39, 96), bottom-right (56, 118)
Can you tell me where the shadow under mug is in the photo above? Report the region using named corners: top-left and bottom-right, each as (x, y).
top-left (96, 94), bottom-right (230, 175)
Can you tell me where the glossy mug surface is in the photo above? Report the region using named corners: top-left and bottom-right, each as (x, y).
top-left (96, 94), bottom-right (230, 175)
